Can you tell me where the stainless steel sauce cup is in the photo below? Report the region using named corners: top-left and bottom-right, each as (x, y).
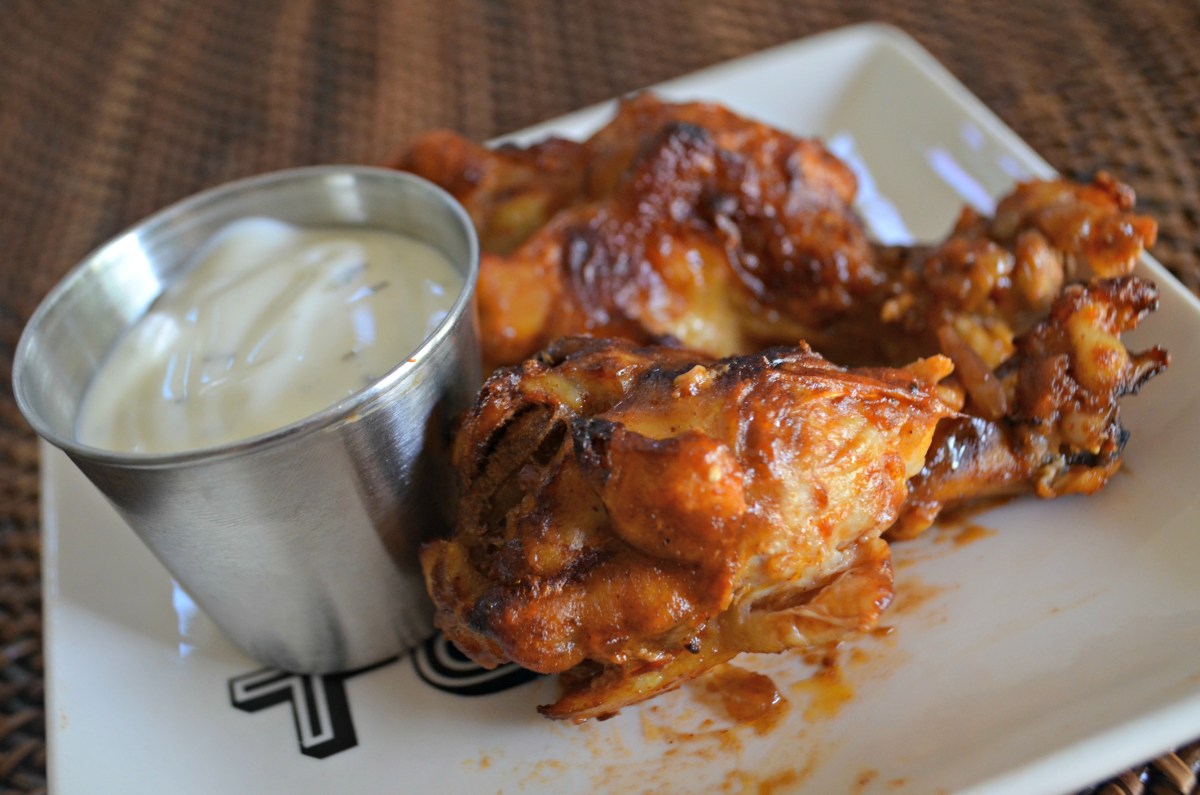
top-left (14, 166), bottom-right (481, 673)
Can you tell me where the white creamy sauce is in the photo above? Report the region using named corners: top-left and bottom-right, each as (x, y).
top-left (77, 217), bottom-right (462, 453)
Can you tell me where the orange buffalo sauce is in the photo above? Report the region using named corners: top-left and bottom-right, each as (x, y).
top-left (701, 664), bottom-right (790, 735)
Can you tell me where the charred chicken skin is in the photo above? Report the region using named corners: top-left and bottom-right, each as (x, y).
top-left (891, 276), bottom-right (1168, 537)
top-left (397, 93), bottom-right (877, 371)
top-left (421, 338), bottom-right (955, 720)
top-left (402, 95), bottom-right (1170, 720)
top-left (397, 94), bottom-right (1167, 529)
top-left (396, 95), bottom-right (1157, 374)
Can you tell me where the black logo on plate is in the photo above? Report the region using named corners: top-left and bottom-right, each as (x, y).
top-left (412, 632), bottom-right (541, 695)
top-left (228, 658), bottom-right (394, 758)
top-left (228, 633), bottom-right (538, 758)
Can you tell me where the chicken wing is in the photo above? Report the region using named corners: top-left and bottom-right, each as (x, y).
top-left (397, 96), bottom-right (1157, 380)
top-left (891, 276), bottom-right (1169, 538)
top-left (420, 338), bottom-right (955, 720)
top-left (394, 92), bottom-right (860, 259)
top-left (398, 94), bottom-right (876, 370)
top-left (849, 171), bottom-right (1159, 370)
top-left (393, 130), bottom-right (589, 255)
top-left (397, 95), bottom-right (1166, 528)
top-left (404, 96), bottom-right (1170, 721)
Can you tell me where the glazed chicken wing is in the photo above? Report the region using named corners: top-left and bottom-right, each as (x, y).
top-left (398, 95), bottom-right (1165, 526)
top-left (843, 171), bottom-right (1159, 370)
top-left (397, 95), bottom-right (1157, 380)
top-left (393, 130), bottom-right (589, 255)
top-left (394, 92), bottom-right (861, 258)
top-left (421, 338), bottom-right (955, 720)
top-left (398, 94), bottom-right (876, 370)
top-left (891, 276), bottom-right (1169, 537)
top-left (404, 96), bottom-right (1170, 721)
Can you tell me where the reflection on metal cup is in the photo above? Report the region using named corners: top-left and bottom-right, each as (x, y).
top-left (13, 167), bottom-right (481, 673)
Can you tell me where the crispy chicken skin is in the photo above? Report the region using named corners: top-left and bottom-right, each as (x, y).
top-left (396, 96), bottom-right (1157, 379)
top-left (393, 131), bottom-right (589, 255)
top-left (397, 94), bottom-right (876, 370)
top-left (891, 277), bottom-right (1169, 538)
top-left (847, 171), bottom-right (1160, 370)
top-left (403, 95), bottom-right (1170, 720)
top-left (397, 95), bottom-right (1165, 518)
top-left (421, 338), bottom-right (955, 720)
top-left (393, 93), bottom-right (861, 257)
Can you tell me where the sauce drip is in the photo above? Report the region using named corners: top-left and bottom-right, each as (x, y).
top-left (77, 217), bottom-right (462, 453)
top-left (702, 664), bottom-right (789, 734)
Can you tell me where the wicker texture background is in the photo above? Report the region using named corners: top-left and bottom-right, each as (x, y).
top-left (1, 1), bottom-right (1198, 792)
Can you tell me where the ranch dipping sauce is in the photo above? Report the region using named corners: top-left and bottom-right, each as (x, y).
top-left (77, 216), bottom-right (463, 453)
top-left (14, 166), bottom-right (481, 673)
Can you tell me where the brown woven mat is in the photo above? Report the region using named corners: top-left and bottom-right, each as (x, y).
top-left (1, 1), bottom-right (1198, 792)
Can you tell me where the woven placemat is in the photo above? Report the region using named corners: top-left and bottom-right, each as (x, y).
top-left (1, 1), bottom-right (1197, 792)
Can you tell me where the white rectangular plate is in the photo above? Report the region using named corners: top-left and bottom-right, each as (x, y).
top-left (42, 23), bottom-right (1200, 795)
